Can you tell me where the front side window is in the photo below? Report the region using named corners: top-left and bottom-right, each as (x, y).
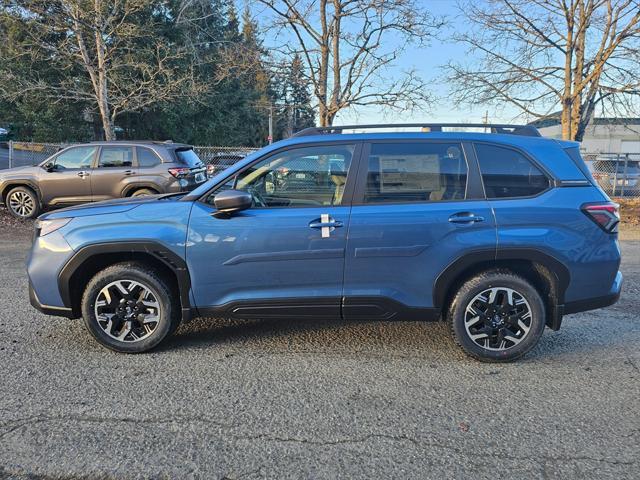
top-left (475, 143), bottom-right (549, 198)
top-left (211, 144), bottom-right (355, 207)
top-left (53, 146), bottom-right (97, 170)
top-left (363, 143), bottom-right (467, 203)
top-left (98, 147), bottom-right (133, 168)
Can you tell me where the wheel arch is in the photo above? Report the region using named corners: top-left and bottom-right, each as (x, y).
top-left (1, 180), bottom-right (42, 205)
top-left (122, 183), bottom-right (161, 197)
top-left (434, 248), bottom-right (570, 330)
top-left (58, 242), bottom-right (191, 321)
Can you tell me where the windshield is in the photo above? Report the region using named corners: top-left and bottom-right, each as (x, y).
top-left (175, 148), bottom-right (204, 168)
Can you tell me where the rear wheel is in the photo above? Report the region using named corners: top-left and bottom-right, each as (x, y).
top-left (81, 262), bottom-right (180, 353)
top-left (130, 188), bottom-right (157, 197)
top-left (6, 186), bottom-right (40, 219)
top-left (448, 271), bottom-right (545, 362)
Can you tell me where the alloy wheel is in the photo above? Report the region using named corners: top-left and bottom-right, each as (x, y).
top-left (94, 280), bottom-right (161, 343)
top-left (464, 287), bottom-right (533, 351)
top-left (8, 191), bottom-right (35, 218)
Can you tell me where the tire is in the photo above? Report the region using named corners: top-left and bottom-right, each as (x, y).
top-left (6, 186), bottom-right (40, 219)
top-left (448, 270), bottom-right (546, 363)
top-left (130, 188), bottom-right (157, 197)
top-left (81, 262), bottom-right (180, 353)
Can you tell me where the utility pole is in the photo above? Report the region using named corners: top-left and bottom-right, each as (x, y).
top-left (268, 104), bottom-right (273, 145)
top-left (482, 110), bottom-right (489, 132)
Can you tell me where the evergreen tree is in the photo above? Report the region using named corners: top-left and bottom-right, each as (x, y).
top-left (275, 54), bottom-right (316, 138)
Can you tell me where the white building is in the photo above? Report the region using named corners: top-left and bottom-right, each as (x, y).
top-left (533, 118), bottom-right (640, 154)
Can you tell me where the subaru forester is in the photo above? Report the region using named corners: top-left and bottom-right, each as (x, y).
top-left (26, 124), bottom-right (622, 362)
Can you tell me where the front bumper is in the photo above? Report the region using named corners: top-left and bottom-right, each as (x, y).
top-left (29, 280), bottom-right (74, 318)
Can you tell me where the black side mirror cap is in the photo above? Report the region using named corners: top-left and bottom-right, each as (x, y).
top-left (213, 189), bottom-right (252, 218)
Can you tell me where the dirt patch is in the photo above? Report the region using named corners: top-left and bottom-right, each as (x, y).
top-left (0, 208), bottom-right (34, 238)
top-left (614, 197), bottom-right (640, 227)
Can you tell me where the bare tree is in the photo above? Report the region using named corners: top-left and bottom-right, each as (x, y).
top-left (1, 0), bottom-right (203, 140)
top-left (447, 0), bottom-right (640, 141)
top-left (255, 0), bottom-right (443, 127)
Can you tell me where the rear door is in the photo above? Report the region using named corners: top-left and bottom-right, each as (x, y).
top-left (90, 146), bottom-right (135, 201)
top-left (343, 140), bottom-right (496, 320)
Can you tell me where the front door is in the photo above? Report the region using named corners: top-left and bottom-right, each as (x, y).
top-left (40, 145), bottom-right (96, 206)
top-left (343, 141), bottom-right (497, 320)
top-left (90, 146), bottom-right (135, 201)
top-left (187, 142), bottom-right (360, 318)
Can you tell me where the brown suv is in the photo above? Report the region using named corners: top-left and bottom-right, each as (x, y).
top-left (0, 141), bottom-right (207, 218)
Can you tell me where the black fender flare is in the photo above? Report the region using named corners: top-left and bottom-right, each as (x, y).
top-left (1, 179), bottom-right (43, 205)
top-left (433, 247), bottom-right (571, 309)
top-left (58, 241), bottom-right (192, 321)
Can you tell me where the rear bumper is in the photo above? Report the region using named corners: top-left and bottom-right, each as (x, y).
top-left (29, 280), bottom-right (74, 318)
top-left (563, 270), bottom-right (623, 316)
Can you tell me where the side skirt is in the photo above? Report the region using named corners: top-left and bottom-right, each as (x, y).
top-left (195, 296), bottom-right (441, 322)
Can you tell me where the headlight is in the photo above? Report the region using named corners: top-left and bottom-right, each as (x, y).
top-left (35, 218), bottom-right (72, 237)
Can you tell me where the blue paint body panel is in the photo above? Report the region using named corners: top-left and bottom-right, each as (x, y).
top-left (343, 199), bottom-right (496, 310)
top-left (187, 201), bottom-right (349, 309)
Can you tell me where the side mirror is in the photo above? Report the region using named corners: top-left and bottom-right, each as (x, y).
top-left (213, 189), bottom-right (252, 218)
top-left (42, 162), bottom-right (55, 172)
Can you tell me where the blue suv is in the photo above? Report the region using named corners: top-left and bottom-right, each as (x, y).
top-left (26, 124), bottom-right (622, 362)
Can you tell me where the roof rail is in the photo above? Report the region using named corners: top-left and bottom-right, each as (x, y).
top-left (293, 123), bottom-right (541, 138)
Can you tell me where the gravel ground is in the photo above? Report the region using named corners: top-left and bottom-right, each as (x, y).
top-left (0, 225), bottom-right (638, 479)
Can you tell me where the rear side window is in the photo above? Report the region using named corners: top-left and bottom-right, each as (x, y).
top-left (98, 146), bottom-right (133, 168)
top-left (175, 148), bottom-right (204, 168)
top-left (363, 143), bottom-right (467, 203)
top-left (137, 147), bottom-right (161, 167)
top-left (475, 144), bottom-right (549, 198)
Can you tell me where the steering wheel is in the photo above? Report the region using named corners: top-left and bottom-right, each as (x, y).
top-left (248, 187), bottom-right (267, 207)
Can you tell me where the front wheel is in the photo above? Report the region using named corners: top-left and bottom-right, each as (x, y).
top-left (81, 263), bottom-right (180, 353)
top-left (448, 271), bottom-right (546, 362)
top-left (6, 186), bottom-right (40, 219)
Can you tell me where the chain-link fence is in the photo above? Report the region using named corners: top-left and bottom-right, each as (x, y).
top-left (0, 142), bottom-right (65, 169)
top-left (0, 141), bottom-right (258, 172)
top-left (583, 153), bottom-right (640, 198)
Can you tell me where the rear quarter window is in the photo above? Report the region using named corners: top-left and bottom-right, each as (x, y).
top-left (175, 148), bottom-right (204, 168)
top-left (475, 143), bottom-right (549, 198)
top-left (137, 147), bottom-right (162, 167)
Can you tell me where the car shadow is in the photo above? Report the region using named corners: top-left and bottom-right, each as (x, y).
top-left (160, 315), bottom-right (463, 358)
top-left (158, 310), bottom-right (640, 363)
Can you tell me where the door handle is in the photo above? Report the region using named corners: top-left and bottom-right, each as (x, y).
top-left (77, 171), bottom-right (90, 178)
top-left (310, 215), bottom-right (343, 238)
top-left (309, 220), bottom-right (343, 229)
top-left (448, 212), bottom-right (485, 224)
top-left (123, 170), bottom-right (135, 176)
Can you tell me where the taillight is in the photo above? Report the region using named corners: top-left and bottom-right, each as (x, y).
top-left (582, 202), bottom-right (619, 233)
top-left (168, 167), bottom-right (191, 178)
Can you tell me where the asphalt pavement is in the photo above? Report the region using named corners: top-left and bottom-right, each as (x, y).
top-left (0, 226), bottom-right (638, 479)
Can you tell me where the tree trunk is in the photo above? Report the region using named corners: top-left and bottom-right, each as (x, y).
top-left (93, 0), bottom-right (114, 141)
top-left (561, 99), bottom-right (572, 140)
top-left (317, 0), bottom-right (329, 127)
